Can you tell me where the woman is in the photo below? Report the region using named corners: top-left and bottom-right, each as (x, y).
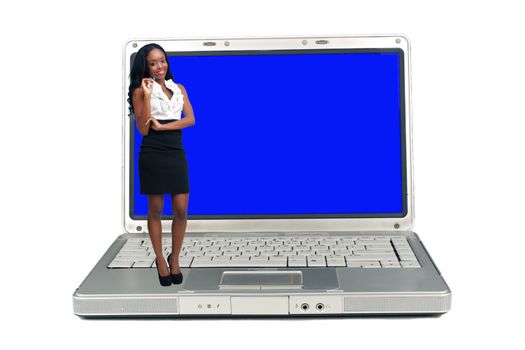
top-left (127, 43), bottom-right (195, 286)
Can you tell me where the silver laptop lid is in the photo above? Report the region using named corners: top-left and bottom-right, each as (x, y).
top-left (122, 35), bottom-right (414, 233)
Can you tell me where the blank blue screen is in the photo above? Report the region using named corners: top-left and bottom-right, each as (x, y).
top-left (131, 50), bottom-right (405, 218)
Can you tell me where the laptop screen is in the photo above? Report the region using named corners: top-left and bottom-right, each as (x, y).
top-left (130, 49), bottom-right (406, 219)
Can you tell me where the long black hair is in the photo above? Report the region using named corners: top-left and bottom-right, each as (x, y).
top-left (127, 43), bottom-right (174, 118)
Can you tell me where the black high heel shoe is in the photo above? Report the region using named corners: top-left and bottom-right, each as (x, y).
top-left (155, 258), bottom-right (172, 287)
top-left (167, 253), bottom-right (183, 285)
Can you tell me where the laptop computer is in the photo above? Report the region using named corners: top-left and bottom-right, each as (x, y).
top-left (73, 34), bottom-right (451, 317)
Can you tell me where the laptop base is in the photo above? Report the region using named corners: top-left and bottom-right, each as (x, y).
top-left (73, 232), bottom-right (451, 317)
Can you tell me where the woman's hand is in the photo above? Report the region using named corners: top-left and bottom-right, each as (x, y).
top-left (141, 78), bottom-right (154, 96)
top-left (146, 117), bottom-right (163, 131)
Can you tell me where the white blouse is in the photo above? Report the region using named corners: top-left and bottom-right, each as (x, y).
top-left (149, 79), bottom-right (185, 120)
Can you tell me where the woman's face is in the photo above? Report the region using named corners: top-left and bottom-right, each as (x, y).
top-left (146, 48), bottom-right (168, 80)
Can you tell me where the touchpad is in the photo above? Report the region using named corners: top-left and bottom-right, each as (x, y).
top-left (219, 271), bottom-right (303, 290)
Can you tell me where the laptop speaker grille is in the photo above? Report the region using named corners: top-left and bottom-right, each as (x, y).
top-left (74, 297), bottom-right (178, 316)
top-left (343, 294), bottom-right (451, 313)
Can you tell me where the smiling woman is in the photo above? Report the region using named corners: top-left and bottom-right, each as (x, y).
top-left (127, 43), bottom-right (196, 287)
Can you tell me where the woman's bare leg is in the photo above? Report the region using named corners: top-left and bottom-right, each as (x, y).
top-left (148, 194), bottom-right (169, 277)
top-left (169, 193), bottom-right (189, 274)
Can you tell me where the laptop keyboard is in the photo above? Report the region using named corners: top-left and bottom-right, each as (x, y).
top-left (108, 235), bottom-right (421, 269)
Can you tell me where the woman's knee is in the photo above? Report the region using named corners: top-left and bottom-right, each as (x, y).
top-left (148, 195), bottom-right (164, 220)
top-left (148, 207), bottom-right (163, 220)
top-left (172, 193), bottom-right (189, 221)
top-left (173, 208), bottom-right (188, 221)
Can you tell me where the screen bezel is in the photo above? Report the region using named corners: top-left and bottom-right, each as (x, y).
top-left (122, 35), bottom-right (414, 233)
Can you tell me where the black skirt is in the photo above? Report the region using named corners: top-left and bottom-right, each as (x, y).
top-left (138, 119), bottom-right (189, 195)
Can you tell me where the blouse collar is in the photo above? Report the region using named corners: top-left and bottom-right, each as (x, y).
top-left (152, 79), bottom-right (177, 101)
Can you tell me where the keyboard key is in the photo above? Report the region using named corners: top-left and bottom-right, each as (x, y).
top-left (179, 257), bottom-right (193, 267)
top-left (117, 251), bottom-right (150, 257)
top-left (108, 260), bottom-right (134, 268)
top-left (398, 254), bottom-right (418, 261)
top-left (288, 257), bottom-right (307, 267)
top-left (362, 262), bottom-right (381, 268)
top-left (355, 253), bottom-right (398, 260)
top-left (190, 257), bottom-right (213, 267)
top-left (346, 261), bottom-right (379, 268)
top-left (401, 261), bottom-right (421, 268)
top-left (212, 256), bottom-right (231, 264)
top-left (326, 257), bottom-right (346, 267)
top-left (307, 256), bottom-right (326, 267)
top-left (346, 254), bottom-right (393, 262)
top-left (269, 256), bottom-right (287, 264)
top-left (365, 246), bottom-right (394, 252)
top-left (132, 259), bottom-right (155, 268)
top-left (381, 261), bottom-right (401, 268)
top-left (114, 255), bottom-right (137, 261)
top-left (222, 257), bottom-right (286, 267)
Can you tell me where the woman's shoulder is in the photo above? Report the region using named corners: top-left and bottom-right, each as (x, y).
top-left (164, 79), bottom-right (186, 93)
top-left (173, 82), bottom-right (187, 94)
top-left (164, 79), bottom-right (179, 90)
top-left (132, 86), bottom-right (144, 95)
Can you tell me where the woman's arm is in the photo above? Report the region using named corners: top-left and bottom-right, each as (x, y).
top-left (132, 79), bottom-right (154, 136)
top-left (158, 84), bottom-right (195, 131)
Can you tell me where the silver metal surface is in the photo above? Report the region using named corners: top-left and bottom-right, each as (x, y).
top-left (73, 231), bottom-right (451, 316)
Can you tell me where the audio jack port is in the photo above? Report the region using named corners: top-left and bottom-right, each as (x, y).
top-left (301, 303), bottom-right (309, 311)
top-left (316, 303), bottom-right (325, 311)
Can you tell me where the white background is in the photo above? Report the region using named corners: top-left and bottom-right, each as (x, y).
top-left (1, 0), bottom-right (523, 348)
